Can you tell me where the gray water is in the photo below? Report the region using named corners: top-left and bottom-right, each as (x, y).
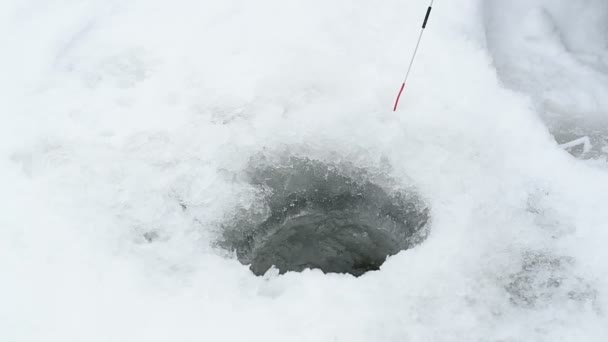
top-left (220, 156), bottom-right (429, 276)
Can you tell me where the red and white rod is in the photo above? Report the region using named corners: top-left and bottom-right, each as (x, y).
top-left (393, 0), bottom-right (435, 112)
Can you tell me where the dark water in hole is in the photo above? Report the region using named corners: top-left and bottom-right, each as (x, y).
top-left (220, 157), bottom-right (429, 277)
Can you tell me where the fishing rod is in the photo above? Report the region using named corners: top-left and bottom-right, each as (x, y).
top-left (393, 0), bottom-right (435, 112)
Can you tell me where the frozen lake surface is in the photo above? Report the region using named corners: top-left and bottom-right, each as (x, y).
top-left (1, 0), bottom-right (607, 341)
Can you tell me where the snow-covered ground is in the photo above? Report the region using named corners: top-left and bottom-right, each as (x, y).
top-left (2, 0), bottom-right (607, 341)
top-left (484, 0), bottom-right (608, 158)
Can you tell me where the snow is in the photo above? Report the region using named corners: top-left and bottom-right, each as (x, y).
top-left (484, 0), bottom-right (608, 157)
top-left (1, 0), bottom-right (607, 341)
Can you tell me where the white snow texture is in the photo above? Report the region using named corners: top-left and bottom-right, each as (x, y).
top-left (1, 0), bottom-right (608, 341)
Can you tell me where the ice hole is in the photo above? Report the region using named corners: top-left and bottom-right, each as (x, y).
top-left (220, 156), bottom-right (430, 277)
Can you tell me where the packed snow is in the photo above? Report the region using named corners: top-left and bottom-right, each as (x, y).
top-left (1, 0), bottom-right (607, 341)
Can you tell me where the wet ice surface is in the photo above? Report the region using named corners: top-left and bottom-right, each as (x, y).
top-left (2, 0), bottom-right (608, 341)
top-left (221, 157), bottom-right (428, 276)
top-left (505, 251), bottom-right (598, 311)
